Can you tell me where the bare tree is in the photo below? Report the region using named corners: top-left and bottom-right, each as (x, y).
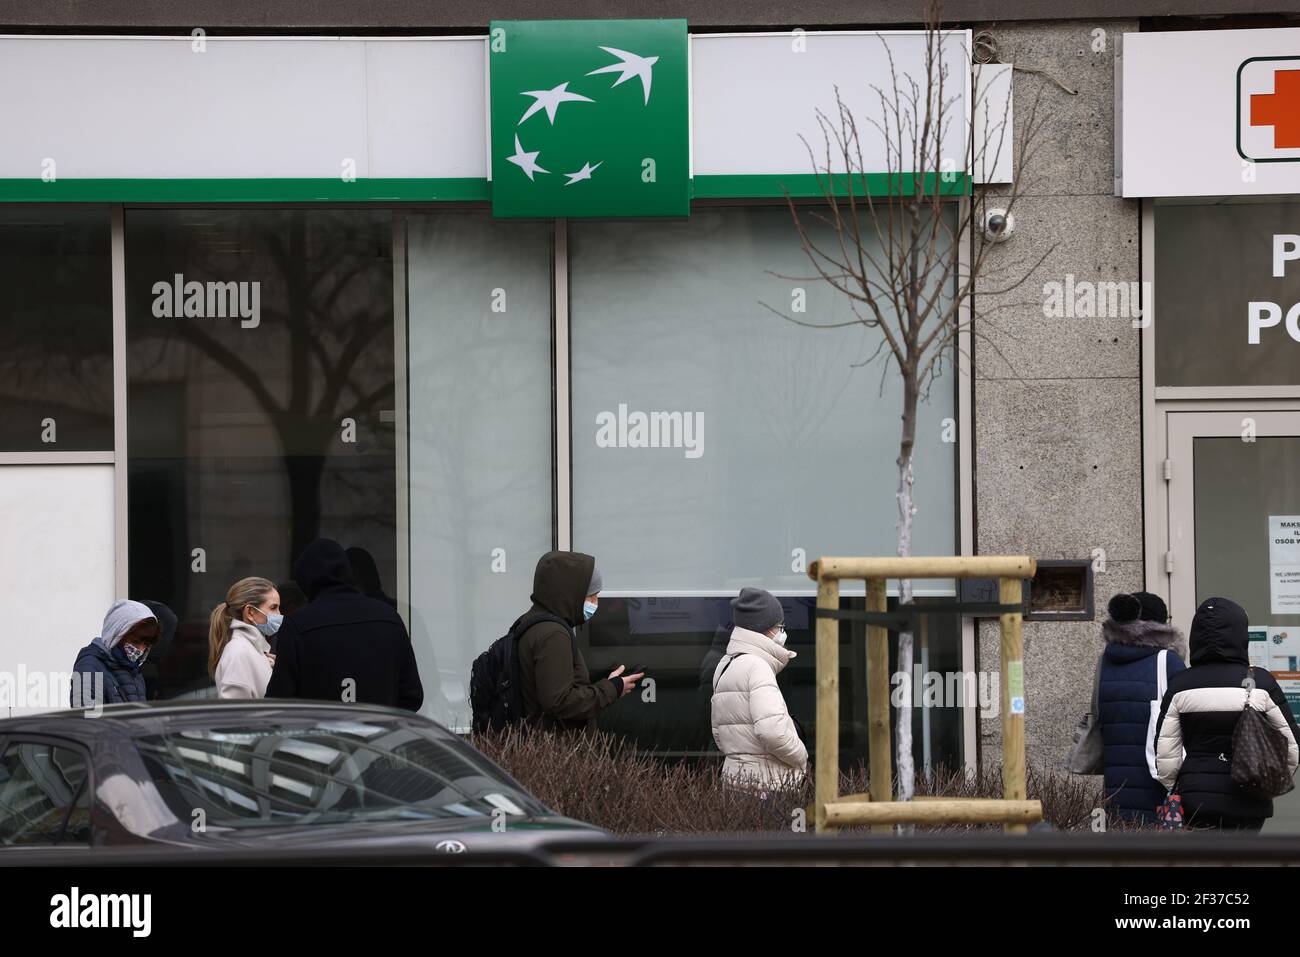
top-left (771, 3), bottom-right (1055, 813)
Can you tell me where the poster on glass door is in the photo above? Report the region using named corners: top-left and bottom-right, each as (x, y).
top-left (1268, 516), bottom-right (1300, 615)
top-left (1265, 626), bottom-right (1300, 722)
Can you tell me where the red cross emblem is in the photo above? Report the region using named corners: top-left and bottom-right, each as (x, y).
top-left (1250, 68), bottom-right (1300, 150)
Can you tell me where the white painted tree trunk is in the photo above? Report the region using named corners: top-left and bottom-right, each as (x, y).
top-left (895, 453), bottom-right (917, 824)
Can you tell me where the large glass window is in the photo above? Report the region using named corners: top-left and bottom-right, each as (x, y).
top-left (570, 207), bottom-right (956, 590)
top-left (109, 202), bottom-right (964, 769)
top-left (1155, 197), bottom-right (1300, 388)
top-left (126, 209), bottom-right (398, 697)
top-left (0, 208), bottom-right (113, 452)
top-left (400, 210), bottom-right (554, 730)
top-left (568, 206), bottom-right (960, 764)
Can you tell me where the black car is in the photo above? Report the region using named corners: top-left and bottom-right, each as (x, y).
top-left (0, 700), bottom-right (603, 858)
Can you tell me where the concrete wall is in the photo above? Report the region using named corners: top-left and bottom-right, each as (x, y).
top-left (972, 20), bottom-right (1143, 776)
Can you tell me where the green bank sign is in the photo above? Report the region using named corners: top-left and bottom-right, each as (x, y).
top-left (488, 19), bottom-right (689, 218)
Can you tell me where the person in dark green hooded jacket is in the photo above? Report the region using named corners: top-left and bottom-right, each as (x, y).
top-left (516, 550), bottom-right (642, 731)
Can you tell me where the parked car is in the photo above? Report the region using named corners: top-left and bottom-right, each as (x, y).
top-left (0, 700), bottom-right (603, 858)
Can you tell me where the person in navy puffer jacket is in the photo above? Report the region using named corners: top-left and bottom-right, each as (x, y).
top-left (70, 599), bottom-right (161, 710)
top-left (1097, 591), bottom-right (1187, 825)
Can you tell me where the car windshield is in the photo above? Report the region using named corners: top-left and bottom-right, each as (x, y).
top-left (134, 714), bottom-right (550, 829)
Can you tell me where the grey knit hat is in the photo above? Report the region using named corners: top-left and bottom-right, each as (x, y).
top-left (731, 587), bottom-right (783, 633)
top-left (587, 565), bottom-right (603, 596)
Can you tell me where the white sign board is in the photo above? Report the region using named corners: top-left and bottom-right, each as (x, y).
top-left (0, 36), bottom-right (489, 181)
top-left (691, 31), bottom-right (971, 179)
top-left (1269, 515), bottom-right (1300, 615)
top-left (1119, 27), bottom-right (1300, 197)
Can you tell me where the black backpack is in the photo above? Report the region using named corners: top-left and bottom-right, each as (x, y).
top-left (469, 612), bottom-right (569, 734)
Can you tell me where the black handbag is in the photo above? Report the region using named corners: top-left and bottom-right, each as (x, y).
top-left (1230, 667), bottom-right (1296, 800)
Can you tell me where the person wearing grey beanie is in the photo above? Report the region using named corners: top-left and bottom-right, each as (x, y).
top-left (710, 587), bottom-right (807, 788)
top-left (730, 587), bottom-right (784, 634)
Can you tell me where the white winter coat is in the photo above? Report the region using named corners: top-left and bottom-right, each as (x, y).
top-left (216, 620), bottom-right (274, 699)
top-left (710, 626), bottom-right (808, 788)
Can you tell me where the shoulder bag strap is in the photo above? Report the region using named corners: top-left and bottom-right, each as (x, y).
top-left (713, 652), bottom-right (745, 691)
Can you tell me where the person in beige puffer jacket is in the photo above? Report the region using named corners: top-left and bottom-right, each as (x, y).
top-left (711, 587), bottom-right (808, 788)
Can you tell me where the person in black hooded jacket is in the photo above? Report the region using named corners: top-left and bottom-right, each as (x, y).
top-left (1154, 596), bottom-right (1300, 830)
top-left (515, 550), bottom-right (641, 732)
top-left (265, 538), bottom-right (423, 712)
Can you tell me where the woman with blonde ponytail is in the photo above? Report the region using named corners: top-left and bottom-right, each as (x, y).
top-left (209, 577), bottom-right (280, 699)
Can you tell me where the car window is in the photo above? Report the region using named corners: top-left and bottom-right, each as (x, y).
top-left (0, 741), bottom-right (92, 846)
top-left (135, 716), bottom-right (550, 830)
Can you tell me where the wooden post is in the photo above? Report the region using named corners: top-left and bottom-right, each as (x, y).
top-left (815, 571), bottom-right (840, 833)
top-left (824, 798), bottom-right (1042, 827)
top-left (807, 556), bottom-right (1036, 837)
top-left (999, 576), bottom-right (1027, 834)
top-left (865, 577), bottom-right (891, 833)
top-left (815, 556), bottom-right (1035, 581)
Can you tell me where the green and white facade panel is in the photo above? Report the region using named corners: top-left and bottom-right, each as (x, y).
top-left (0, 29), bottom-right (973, 204)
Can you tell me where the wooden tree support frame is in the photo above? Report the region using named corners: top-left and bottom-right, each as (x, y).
top-left (810, 555), bottom-right (1041, 834)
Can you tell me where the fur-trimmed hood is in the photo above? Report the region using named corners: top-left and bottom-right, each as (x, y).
top-left (1102, 617), bottom-right (1184, 653)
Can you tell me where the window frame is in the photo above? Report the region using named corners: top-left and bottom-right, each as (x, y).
top-left (0, 203), bottom-right (117, 467)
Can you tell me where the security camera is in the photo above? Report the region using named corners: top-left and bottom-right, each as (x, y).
top-left (983, 208), bottom-right (1015, 243)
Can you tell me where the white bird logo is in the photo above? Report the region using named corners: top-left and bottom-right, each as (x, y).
top-left (586, 46), bottom-right (659, 105)
top-left (518, 81), bottom-right (595, 125)
top-left (505, 135), bottom-right (549, 181)
top-left (564, 161), bottom-right (602, 186)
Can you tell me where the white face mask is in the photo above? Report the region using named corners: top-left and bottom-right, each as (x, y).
top-left (771, 629), bottom-right (788, 646)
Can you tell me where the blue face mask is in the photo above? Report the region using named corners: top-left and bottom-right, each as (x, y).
top-left (583, 600), bottom-right (598, 622)
top-left (254, 613), bottom-right (283, 638)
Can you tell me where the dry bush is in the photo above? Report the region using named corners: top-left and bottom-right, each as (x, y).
top-left (471, 727), bottom-right (1148, 835)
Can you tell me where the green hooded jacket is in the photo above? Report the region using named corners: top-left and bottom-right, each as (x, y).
top-left (517, 550), bottom-right (621, 731)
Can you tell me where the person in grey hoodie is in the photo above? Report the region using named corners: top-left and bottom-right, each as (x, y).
top-left (70, 600), bottom-right (161, 708)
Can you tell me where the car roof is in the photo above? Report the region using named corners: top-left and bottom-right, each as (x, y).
top-left (0, 699), bottom-right (439, 738)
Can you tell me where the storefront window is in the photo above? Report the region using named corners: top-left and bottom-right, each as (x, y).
top-left (126, 209), bottom-right (398, 696)
top-left (570, 207), bottom-right (956, 590)
top-left (0, 208), bottom-right (113, 452)
top-left (1155, 197), bottom-right (1300, 387)
top-left (400, 210), bottom-right (554, 729)
top-left (568, 206), bottom-right (960, 763)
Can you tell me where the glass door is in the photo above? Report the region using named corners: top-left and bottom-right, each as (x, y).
top-left (1166, 409), bottom-right (1300, 832)
top-left (1168, 411), bottom-right (1300, 630)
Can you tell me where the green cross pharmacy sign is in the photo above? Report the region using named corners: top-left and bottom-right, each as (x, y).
top-left (488, 19), bottom-right (689, 218)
